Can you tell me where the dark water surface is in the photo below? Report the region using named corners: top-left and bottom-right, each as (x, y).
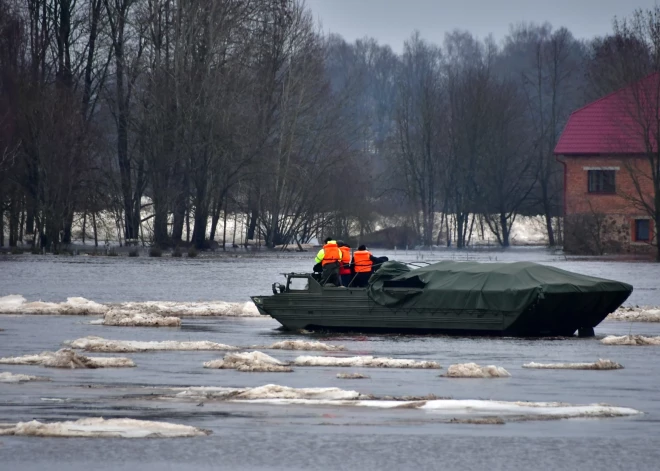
top-left (1, 249), bottom-right (660, 470)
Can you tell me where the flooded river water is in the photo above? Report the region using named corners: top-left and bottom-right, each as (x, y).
top-left (1, 248), bottom-right (660, 470)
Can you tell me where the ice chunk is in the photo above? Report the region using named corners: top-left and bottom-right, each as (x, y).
top-left (601, 335), bottom-right (660, 346)
top-left (169, 384), bottom-right (363, 401)
top-left (101, 310), bottom-right (181, 327)
top-left (336, 373), bottom-right (370, 379)
top-left (294, 355), bottom-right (440, 369)
top-left (0, 418), bottom-right (209, 438)
top-left (0, 372), bottom-right (50, 383)
top-left (443, 363), bottom-right (511, 378)
top-left (204, 351), bottom-right (292, 372)
top-left (222, 398), bottom-right (641, 420)
top-left (234, 384), bottom-right (361, 400)
top-left (0, 295), bottom-right (107, 315)
top-left (608, 306), bottom-right (660, 322)
top-left (66, 336), bottom-right (237, 352)
top-left (0, 295), bottom-right (261, 318)
top-left (0, 349), bottom-right (135, 368)
top-left (265, 340), bottom-right (345, 351)
top-left (112, 300), bottom-right (260, 317)
top-left (523, 359), bottom-right (623, 369)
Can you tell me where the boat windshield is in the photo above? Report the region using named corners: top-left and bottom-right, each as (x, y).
top-left (287, 277), bottom-right (309, 291)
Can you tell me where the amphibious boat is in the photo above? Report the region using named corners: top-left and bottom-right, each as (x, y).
top-left (250, 261), bottom-right (632, 337)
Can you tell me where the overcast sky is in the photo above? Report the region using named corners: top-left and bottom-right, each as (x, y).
top-left (305, 0), bottom-right (659, 52)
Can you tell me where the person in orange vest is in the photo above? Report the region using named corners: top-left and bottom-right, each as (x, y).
top-left (338, 241), bottom-right (352, 287)
top-left (314, 237), bottom-right (343, 286)
top-left (351, 245), bottom-right (378, 287)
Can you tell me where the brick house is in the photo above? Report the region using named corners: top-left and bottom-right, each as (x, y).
top-left (554, 74), bottom-right (658, 255)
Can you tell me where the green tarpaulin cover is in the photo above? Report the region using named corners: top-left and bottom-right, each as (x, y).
top-left (367, 261), bottom-right (632, 313)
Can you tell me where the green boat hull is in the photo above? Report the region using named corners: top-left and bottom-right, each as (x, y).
top-left (251, 271), bottom-right (631, 337)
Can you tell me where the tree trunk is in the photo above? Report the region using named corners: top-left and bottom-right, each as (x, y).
top-left (499, 212), bottom-right (510, 247)
top-left (92, 212), bottom-right (98, 247)
top-left (81, 211), bottom-right (86, 244)
top-left (191, 180), bottom-right (208, 249)
top-left (247, 208), bottom-right (258, 240)
top-left (152, 202), bottom-right (169, 248)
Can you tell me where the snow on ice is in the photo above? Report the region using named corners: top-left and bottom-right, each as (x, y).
top-left (608, 306), bottom-right (660, 322)
top-left (66, 336), bottom-right (237, 352)
top-left (601, 335), bottom-right (660, 346)
top-left (0, 418), bottom-right (209, 438)
top-left (442, 363), bottom-right (511, 378)
top-left (293, 355), bottom-right (440, 369)
top-left (0, 348), bottom-right (135, 368)
top-left (101, 310), bottom-right (181, 327)
top-left (0, 295), bottom-right (261, 318)
top-left (169, 384), bottom-right (364, 401)
top-left (0, 295), bottom-right (106, 315)
top-left (523, 359), bottom-right (623, 370)
top-left (263, 340), bottom-right (345, 351)
top-left (0, 372), bottom-right (50, 383)
top-left (203, 351), bottom-right (293, 372)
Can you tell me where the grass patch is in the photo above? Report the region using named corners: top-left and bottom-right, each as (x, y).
top-left (128, 248), bottom-right (140, 257)
top-left (172, 247), bottom-right (182, 258)
top-left (107, 248), bottom-right (118, 257)
top-left (187, 247), bottom-right (198, 258)
top-left (10, 246), bottom-right (24, 255)
top-left (149, 246), bottom-right (163, 257)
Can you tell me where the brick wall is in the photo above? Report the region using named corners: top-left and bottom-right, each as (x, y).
top-left (560, 155), bottom-right (656, 254)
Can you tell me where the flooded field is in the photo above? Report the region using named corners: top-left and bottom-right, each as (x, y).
top-left (1, 248), bottom-right (660, 470)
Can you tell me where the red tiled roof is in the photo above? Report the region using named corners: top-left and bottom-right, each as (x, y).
top-left (554, 72), bottom-right (660, 155)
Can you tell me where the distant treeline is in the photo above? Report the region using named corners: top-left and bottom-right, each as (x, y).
top-left (0, 1), bottom-right (657, 249)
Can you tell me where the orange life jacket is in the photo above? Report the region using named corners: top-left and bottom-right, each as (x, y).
top-left (353, 250), bottom-right (373, 273)
top-left (339, 246), bottom-right (351, 274)
top-left (322, 242), bottom-right (341, 265)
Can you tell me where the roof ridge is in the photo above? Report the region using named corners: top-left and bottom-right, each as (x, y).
top-left (569, 71), bottom-right (660, 117)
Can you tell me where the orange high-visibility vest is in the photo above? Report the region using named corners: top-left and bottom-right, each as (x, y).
top-left (339, 246), bottom-right (351, 274)
top-left (322, 242), bottom-right (341, 265)
top-left (353, 250), bottom-right (373, 273)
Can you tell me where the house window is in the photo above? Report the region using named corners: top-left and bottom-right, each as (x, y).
top-left (588, 170), bottom-right (615, 193)
top-left (635, 219), bottom-right (650, 242)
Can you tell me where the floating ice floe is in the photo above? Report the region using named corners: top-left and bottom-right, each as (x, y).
top-left (523, 359), bottom-right (623, 370)
top-left (263, 340), bottom-right (345, 351)
top-left (65, 336), bottom-right (237, 352)
top-left (608, 306), bottom-right (660, 322)
top-left (101, 310), bottom-right (181, 327)
top-left (442, 363), bottom-right (511, 378)
top-left (169, 384), bottom-right (364, 401)
top-left (0, 294), bottom-right (261, 318)
top-left (337, 372), bottom-right (370, 379)
top-left (0, 372), bottom-right (50, 383)
top-left (203, 351), bottom-right (292, 372)
top-left (151, 384), bottom-right (642, 421)
top-left (0, 349), bottom-right (135, 368)
top-left (601, 335), bottom-right (660, 346)
top-left (293, 355), bottom-right (440, 369)
top-left (0, 418), bottom-right (209, 438)
top-left (0, 295), bottom-right (107, 315)
top-left (231, 397), bottom-right (641, 421)
top-left (111, 300), bottom-right (260, 317)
